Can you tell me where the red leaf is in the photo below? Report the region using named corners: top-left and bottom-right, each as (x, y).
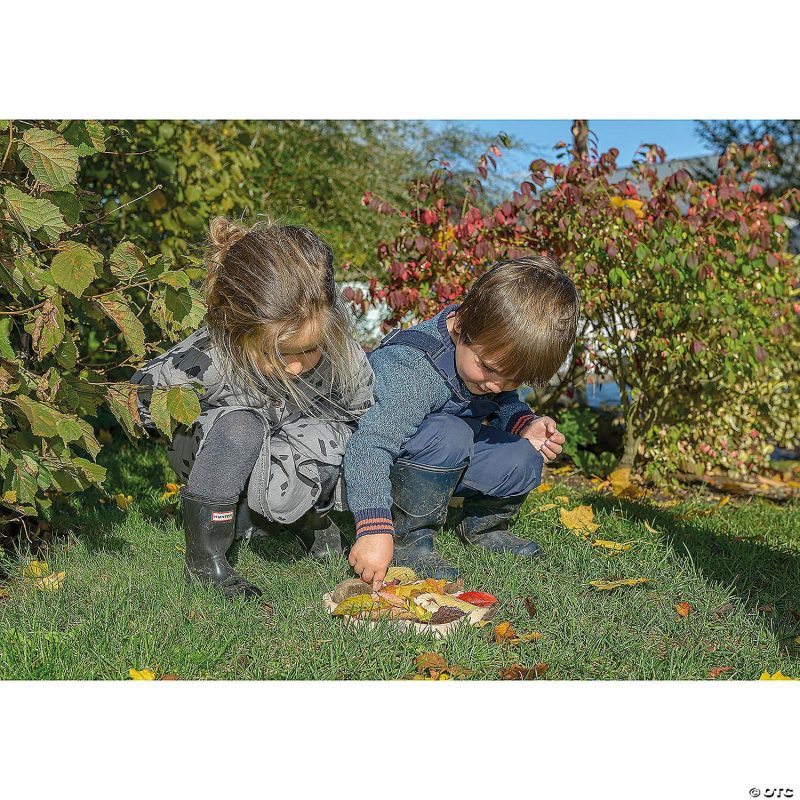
top-left (708, 666), bottom-right (732, 678)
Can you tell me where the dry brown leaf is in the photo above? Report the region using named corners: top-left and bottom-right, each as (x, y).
top-left (523, 596), bottom-right (537, 617)
top-left (714, 602), bottom-right (736, 618)
top-left (498, 663), bottom-right (549, 680)
top-left (415, 652), bottom-right (449, 673)
top-left (675, 602), bottom-right (691, 617)
top-left (708, 666), bottom-right (732, 678)
top-left (559, 505), bottom-right (600, 537)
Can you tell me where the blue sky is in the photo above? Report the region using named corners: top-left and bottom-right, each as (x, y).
top-left (430, 119), bottom-right (719, 178)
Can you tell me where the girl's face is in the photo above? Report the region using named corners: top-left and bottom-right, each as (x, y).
top-left (277, 322), bottom-right (324, 377)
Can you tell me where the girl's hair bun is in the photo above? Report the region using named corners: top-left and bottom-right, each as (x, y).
top-left (208, 216), bottom-right (248, 262)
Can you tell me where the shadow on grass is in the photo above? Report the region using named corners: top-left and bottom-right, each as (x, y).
top-left (588, 493), bottom-right (800, 651)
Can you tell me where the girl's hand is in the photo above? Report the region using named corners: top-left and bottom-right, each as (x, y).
top-left (348, 533), bottom-right (394, 591)
top-left (520, 416), bottom-right (565, 462)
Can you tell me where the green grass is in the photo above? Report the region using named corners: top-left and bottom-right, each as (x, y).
top-left (1, 439), bottom-right (799, 680)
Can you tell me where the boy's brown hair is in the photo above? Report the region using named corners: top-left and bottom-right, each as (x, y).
top-left (453, 255), bottom-right (579, 387)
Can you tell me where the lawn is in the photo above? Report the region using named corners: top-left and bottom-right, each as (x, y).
top-left (1, 439), bottom-right (798, 680)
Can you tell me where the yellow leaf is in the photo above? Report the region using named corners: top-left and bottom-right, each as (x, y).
top-left (716, 495), bottom-right (730, 509)
top-left (536, 503), bottom-right (557, 512)
top-left (554, 495), bottom-right (569, 503)
top-left (23, 560), bottom-right (50, 578)
top-left (559, 505), bottom-right (600, 537)
top-left (494, 621), bottom-right (517, 644)
top-left (759, 671), bottom-right (796, 680)
top-left (34, 571), bottom-right (65, 592)
top-left (115, 493), bottom-right (134, 511)
top-left (331, 594), bottom-right (388, 617)
top-left (794, 637), bottom-right (800, 646)
top-left (129, 668), bottom-right (156, 680)
top-left (384, 566), bottom-right (417, 583)
top-left (415, 652), bottom-right (449, 673)
top-left (589, 577), bottom-right (649, 590)
top-left (2, 490), bottom-right (18, 504)
top-left (160, 482), bottom-right (183, 502)
top-left (413, 592), bottom-right (478, 613)
top-left (512, 631), bottom-right (542, 644)
top-left (609, 467), bottom-right (632, 492)
top-left (535, 483), bottom-right (553, 493)
top-left (0, 587), bottom-right (9, 599)
top-left (655, 499), bottom-right (680, 508)
top-left (643, 521), bottom-right (658, 534)
top-left (592, 539), bottom-right (632, 552)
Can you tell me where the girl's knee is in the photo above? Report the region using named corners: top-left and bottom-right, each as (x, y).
top-left (207, 410), bottom-right (265, 451)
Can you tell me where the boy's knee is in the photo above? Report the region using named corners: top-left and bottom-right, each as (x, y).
top-left (402, 414), bottom-right (474, 468)
top-left (495, 439), bottom-right (544, 496)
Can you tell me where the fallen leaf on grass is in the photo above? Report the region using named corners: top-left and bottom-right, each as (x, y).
top-left (549, 465), bottom-right (573, 475)
top-left (592, 539), bottom-right (632, 552)
top-left (794, 637), bottom-right (800, 646)
top-left (160, 482), bottom-right (183, 502)
top-left (499, 663), bottom-right (549, 680)
top-left (643, 521), bottom-right (659, 535)
top-left (589, 578), bottom-right (649, 590)
top-left (708, 666), bottom-right (732, 678)
top-left (410, 652), bottom-right (473, 680)
top-left (34, 571), bottom-right (65, 592)
top-left (129, 668), bottom-right (156, 680)
top-left (0, 587), bottom-right (9, 600)
top-left (158, 674), bottom-right (180, 680)
top-left (654, 499), bottom-right (680, 508)
top-left (757, 604), bottom-right (773, 614)
top-left (23, 560), bottom-right (49, 578)
top-left (675, 602), bottom-right (691, 617)
top-left (536, 503), bottom-right (558, 512)
top-left (554, 495), bottom-right (569, 503)
top-left (115, 493), bottom-right (134, 511)
top-left (494, 621), bottom-right (541, 645)
top-left (559, 505), bottom-right (600, 537)
top-left (535, 483), bottom-right (553, 493)
top-left (792, 609), bottom-right (800, 622)
top-left (759, 671), bottom-right (796, 680)
top-left (714, 602), bottom-right (736, 617)
top-left (524, 597), bottom-right (537, 617)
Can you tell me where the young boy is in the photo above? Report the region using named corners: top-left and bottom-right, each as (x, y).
top-left (344, 256), bottom-right (580, 588)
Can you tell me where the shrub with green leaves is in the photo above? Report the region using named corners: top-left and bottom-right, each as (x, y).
top-left (0, 120), bottom-right (202, 523)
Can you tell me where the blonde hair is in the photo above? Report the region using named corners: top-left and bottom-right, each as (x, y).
top-left (204, 216), bottom-right (362, 417)
top-left (454, 255), bottom-right (579, 387)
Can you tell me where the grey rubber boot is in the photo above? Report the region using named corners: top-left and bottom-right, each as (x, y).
top-left (455, 493), bottom-right (542, 556)
top-left (292, 502), bottom-right (344, 561)
top-left (389, 459), bottom-right (462, 581)
top-left (181, 488), bottom-right (263, 600)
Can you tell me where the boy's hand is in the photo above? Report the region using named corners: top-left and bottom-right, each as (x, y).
top-left (520, 416), bottom-right (565, 462)
top-left (348, 533), bottom-right (394, 591)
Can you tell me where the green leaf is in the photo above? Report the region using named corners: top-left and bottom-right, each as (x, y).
top-left (104, 384), bottom-right (141, 439)
top-left (166, 386), bottom-right (201, 426)
top-left (50, 245), bottom-right (100, 296)
top-left (0, 318), bottom-right (14, 360)
top-left (72, 457), bottom-right (106, 486)
top-left (4, 186), bottom-right (67, 242)
top-left (109, 241), bottom-right (149, 281)
top-left (54, 334), bottom-right (78, 371)
top-left (56, 417), bottom-right (83, 444)
top-left (18, 128), bottom-right (79, 190)
top-left (43, 191), bottom-right (82, 226)
top-left (77, 419), bottom-right (101, 459)
top-left (97, 292), bottom-right (145, 358)
top-left (61, 120), bottom-right (106, 156)
top-left (149, 387), bottom-right (173, 439)
top-left (158, 271), bottom-right (191, 290)
top-left (15, 396), bottom-right (60, 438)
top-left (165, 285), bottom-right (193, 322)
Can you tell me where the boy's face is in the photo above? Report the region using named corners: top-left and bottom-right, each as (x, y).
top-left (451, 319), bottom-right (520, 395)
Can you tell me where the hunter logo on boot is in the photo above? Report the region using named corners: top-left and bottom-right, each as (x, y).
top-left (211, 511), bottom-right (234, 522)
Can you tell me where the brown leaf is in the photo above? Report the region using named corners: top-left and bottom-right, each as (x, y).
top-left (757, 604), bottom-right (774, 614)
top-left (158, 674), bottom-right (181, 680)
top-left (791, 609), bottom-right (800, 622)
top-left (415, 652), bottom-right (449, 673)
top-left (523, 596), bottom-right (537, 617)
top-left (447, 665), bottom-right (475, 678)
top-left (708, 666), bottom-right (732, 678)
top-left (498, 663), bottom-right (549, 680)
top-left (675, 602), bottom-right (691, 617)
top-left (443, 577), bottom-right (464, 595)
top-left (714, 602), bottom-right (736, 617)
top-left (429, 606), bottom-right (466, 625)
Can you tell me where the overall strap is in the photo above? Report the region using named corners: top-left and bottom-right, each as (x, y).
top-left (377, 328), bottom-right (448, 359)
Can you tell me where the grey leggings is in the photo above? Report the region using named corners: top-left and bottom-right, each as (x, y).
top-left (185, 410), bottom-right (265, 501)
top-left (184, 410), bottom-right (340, 509)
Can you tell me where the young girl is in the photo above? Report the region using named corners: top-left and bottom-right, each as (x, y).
top-left (130, 217), bottom-right (375, 601)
